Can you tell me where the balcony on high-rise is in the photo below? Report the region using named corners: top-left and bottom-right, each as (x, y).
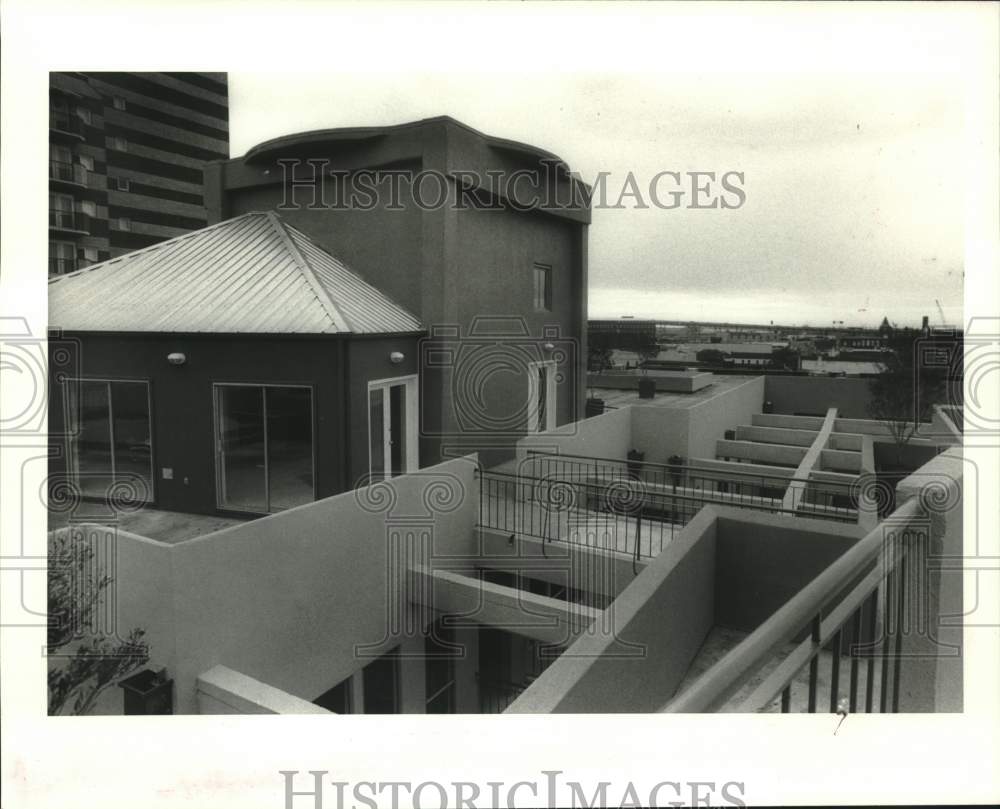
top-left (49, 109), bottom-right (86, 140)
top-left (49, 159), bottom-right (88, 188)
top-left (48, 208), bottom-right (90, 235)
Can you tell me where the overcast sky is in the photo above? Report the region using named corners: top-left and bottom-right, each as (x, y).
top-left (228, 56), bottom-right (965, 331)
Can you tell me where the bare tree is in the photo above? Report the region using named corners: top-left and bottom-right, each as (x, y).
top-left (634, 335), bottom-right (660, 374)
top-left (867, 330), bottom-right (944, 466)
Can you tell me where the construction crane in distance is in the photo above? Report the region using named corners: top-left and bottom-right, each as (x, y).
top-left (935, 299), bottom-right (948, 327)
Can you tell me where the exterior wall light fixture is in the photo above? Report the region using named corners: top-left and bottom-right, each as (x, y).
top-left (166, 352), bottom-right (186, 366)
top-left (543, 342), bottom-right (555, 352)
top-left (389, 351), bottom-right (405, 364)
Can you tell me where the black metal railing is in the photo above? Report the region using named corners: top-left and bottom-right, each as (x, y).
top-left (479, 469), bottom-right (676, 559)
top-left (667, 499), bottom-right (925, 713)
top-left (477, 463), bottom-right (852, 565)
top-left (746, 526), bottom-right (914, 714)
top-left (524, 450), bottom-right (858, 520)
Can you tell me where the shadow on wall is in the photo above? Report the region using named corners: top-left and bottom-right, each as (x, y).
top-left (506, 506), bottom-right (862, 713)
top-left (48, 455), bottom-right (481, 715)
top-left (873, 441), bottom-right (942, 475)
top-left (764, 376), bottom-right (874, 419)
top-left (871, 441), bottom-right (947, 517)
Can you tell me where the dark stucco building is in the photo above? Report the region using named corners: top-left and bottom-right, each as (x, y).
top-left (204, 116), bottom-right (592, 466)
top-left (48, 212), bottom-right (423, 517)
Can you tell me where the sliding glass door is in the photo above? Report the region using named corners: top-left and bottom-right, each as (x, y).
top-left (215, 385), bottom-right (266, 512)
top-left (65, 379), bottom-right (153, 501)
top-left (214, 384), bottom-right (314, 513)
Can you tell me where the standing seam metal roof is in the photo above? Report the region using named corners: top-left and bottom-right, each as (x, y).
top-left (48, 211), bottom-right (423, 335)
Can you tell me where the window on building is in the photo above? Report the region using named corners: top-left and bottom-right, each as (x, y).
top-left (112, 217), bottom-right (131, 231)
top-left (78, 246), bottom-right (99, 268)
top-left (313, 677), bottom-right (352, 713)
top-left (108, 136), bottom-right (127, 152)
top-left (533, 262), bottom-right (552, 312)
top-left (114, 176), bottom-right (131, 192)
top-left (49, 145), bottom-right (74, 182)
top-left (112, 95), bottom-right (127, 111)
top-left (75, 107), bottom-right (92, 125)
top-left (80, 200), bottom-right (96, 218)
top-left (213, 384), bottom-right (314, 514)
top-left (362, 647), bottom-right (401, 714)
top-left (425, 619), bottom-right (457, 714)
top-left (64, 379), bottom-right (154, 501)
top-left (78, 154), bottom-right (94, 171)
top-left (50, 95), bottom-right (72, 130)
top-left (49, 241), bottom-right (76, 275)
top-left (50, 145), bottom-right (72, 164)
top-left (49, 193), bottom-right (75, 228)
top-left (477, 625), bottom-right (522, 713)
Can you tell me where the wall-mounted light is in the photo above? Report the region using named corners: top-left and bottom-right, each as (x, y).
top-left (389, 351), bottom-right (405, 364)
top-left (543, 342), bottom-right (555, 352)
top-left (166, 352), bottom-right (186, 366)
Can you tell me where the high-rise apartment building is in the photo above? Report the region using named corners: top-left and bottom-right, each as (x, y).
top-left (48, 72), bottom-right (229, 275)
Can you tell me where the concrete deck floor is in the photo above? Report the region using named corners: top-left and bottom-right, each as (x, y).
top-left (48, 506), bottom-right (249, 544)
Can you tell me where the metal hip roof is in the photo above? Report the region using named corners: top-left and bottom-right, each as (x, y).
top-left (48, 211), bottom-right (423, 335)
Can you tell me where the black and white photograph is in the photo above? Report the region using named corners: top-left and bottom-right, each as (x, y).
top-left (1, 1), bottom-right (998, 807)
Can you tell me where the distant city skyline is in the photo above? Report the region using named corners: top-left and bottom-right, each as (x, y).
top-left (588, 287), bottom-right (960, 330)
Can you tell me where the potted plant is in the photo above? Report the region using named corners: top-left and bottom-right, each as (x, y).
top-left (626, 449), bottom-right (645, 480)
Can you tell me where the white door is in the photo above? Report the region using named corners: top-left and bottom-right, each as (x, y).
top-left (368, 375), bottom-right (419, 479)
top-left (527, 361), bottom-right (556, 433)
